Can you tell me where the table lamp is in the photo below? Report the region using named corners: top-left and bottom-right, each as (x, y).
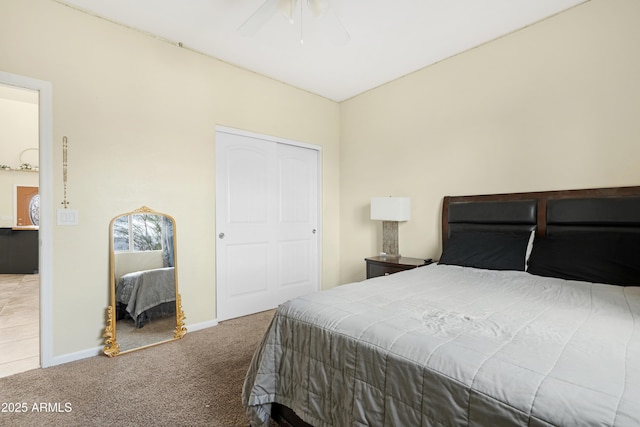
top-left (370, 197), bottom-right (411, 258)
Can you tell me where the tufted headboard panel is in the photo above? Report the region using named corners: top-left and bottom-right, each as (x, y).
top-left (442, 186), bottom-right (640, 248)
top-left (546, 197), bottom-right (640, 235)
top-left (447, 199), bottom-right (537, 237)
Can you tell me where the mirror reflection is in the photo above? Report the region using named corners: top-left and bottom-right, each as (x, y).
top-left (103, 206), bottom-right (186, 356)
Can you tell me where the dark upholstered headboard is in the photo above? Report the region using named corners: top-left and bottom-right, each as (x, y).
top-left (442, 186), bottom-right (640, 248)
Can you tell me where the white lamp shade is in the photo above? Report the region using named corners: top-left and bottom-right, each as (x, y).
top-left (370, 197), bottom-right (411, 221)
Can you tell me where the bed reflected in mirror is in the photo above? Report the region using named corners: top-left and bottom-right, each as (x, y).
top-left (103, 206), bottom-right (186, 356)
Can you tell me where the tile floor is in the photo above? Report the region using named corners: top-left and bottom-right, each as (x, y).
top-left (0, 274), bottom-right (40, 378)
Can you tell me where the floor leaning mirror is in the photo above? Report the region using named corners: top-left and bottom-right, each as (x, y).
top-left (103, 206), bottom-right (186, 356)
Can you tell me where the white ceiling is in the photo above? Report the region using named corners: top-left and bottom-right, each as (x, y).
top-left (56, 0), bottom-right (587, 102)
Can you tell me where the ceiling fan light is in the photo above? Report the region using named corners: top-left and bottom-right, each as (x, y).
top-left (239, 0), bottom-right (349, 46)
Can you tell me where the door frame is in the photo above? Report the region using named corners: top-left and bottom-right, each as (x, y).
top-left (0, 71), bottom-right (53, 368)
top-left (214, 125), bottom-right (323, 319)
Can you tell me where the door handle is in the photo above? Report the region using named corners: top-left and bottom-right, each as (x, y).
top-left (218, 232), bottom-right (225, 239)
top-left (312, 229), bottom-right (317, 234)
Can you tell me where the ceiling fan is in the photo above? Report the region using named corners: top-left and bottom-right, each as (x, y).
top-left (238, 0), bottom-right (350, 46)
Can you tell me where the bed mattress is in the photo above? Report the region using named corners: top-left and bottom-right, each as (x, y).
top-left (116, 266), bottom-right (175, 323)
top-left (243, 264), bottom-right (640, 426)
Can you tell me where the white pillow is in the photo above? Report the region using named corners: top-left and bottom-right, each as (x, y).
top-left (525, 230), bottom-right (535, 271)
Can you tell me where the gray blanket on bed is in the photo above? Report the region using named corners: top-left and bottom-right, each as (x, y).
top-left (242, 264), bottom-right (640, 426)
top-left (115, 267), bottom-right (175, 321)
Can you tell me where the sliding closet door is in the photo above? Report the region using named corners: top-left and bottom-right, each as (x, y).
top-left (215, 129), bottom-right (319, 321)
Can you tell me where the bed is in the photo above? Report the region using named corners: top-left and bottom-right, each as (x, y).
top-left (242, 186), bottom-right (640, 426)
top-left (115, 266), bottom-right (176, 328)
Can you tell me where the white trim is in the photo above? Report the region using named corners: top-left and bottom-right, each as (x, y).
top-left (185, 319), bottom-right (219, 333)
top-left (0, 71), bottom-right (54, 368)
top-left (50, 346), bottom-right (103, 367)
top-left (215, 125), bottom-right (322, 152)
top-left (316, 149), bottom-right (323, 290)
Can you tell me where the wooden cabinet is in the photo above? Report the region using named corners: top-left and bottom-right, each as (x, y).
top-left (0, 228), bottom-right (39, 274)
top-left (365, 256), bottom-right (432, 279)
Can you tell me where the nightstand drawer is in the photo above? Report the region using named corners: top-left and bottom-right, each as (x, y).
top-left (365, 256), bottom-right (432, 279)
top-left (367, 263), bottom-right (408, 278)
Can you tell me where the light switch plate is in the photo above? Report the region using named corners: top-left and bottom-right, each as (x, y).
top-left (57, 208), bottom-right (79, 226)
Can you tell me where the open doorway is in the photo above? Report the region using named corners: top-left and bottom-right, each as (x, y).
top-left (0, 83), bottom-right (40, 377)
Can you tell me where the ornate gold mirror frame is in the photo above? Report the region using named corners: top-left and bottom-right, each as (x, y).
top-left (103, 206), bottom-right (186, 357)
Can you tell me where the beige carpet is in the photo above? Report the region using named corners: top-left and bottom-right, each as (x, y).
top-left (0, 309), bottom-right (276, 427)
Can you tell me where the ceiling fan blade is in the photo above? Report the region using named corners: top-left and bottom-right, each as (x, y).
top-left (238, 0), bottom-right (280, 37)
top-left (308, 0), bottom-right (329, 18)
top-left (277, 0), bottom-right (298, 23)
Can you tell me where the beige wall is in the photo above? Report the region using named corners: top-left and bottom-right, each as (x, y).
top-left (0, 0), bottom-right (340, 357)
top-left (0, 86), bottom-right (39, 165)
top-left (339, 0), bottom-right (640, 283)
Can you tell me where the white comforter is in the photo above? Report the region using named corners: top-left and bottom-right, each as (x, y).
top-left (243, 264), bottom-right (640, 426)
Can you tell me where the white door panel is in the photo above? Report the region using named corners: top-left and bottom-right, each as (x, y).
top-left (227, 243), bottom-right (269, 296)
top-left (227, 146), bottom-right (271, 224)
top-left (216, 130), bottom-right (319, 321)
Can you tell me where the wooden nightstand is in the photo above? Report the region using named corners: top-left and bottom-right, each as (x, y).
top-left (365, 256), bottom-right (433, 279)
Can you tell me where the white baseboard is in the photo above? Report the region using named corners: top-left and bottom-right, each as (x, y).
top-left (48, 346), bottom-right (103, 367)
top-left (185, 319), bottom-right (218, 332)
